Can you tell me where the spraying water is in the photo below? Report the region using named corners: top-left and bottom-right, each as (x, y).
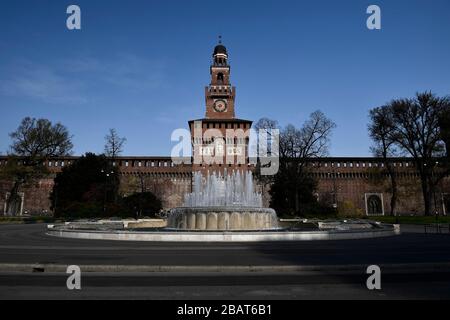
top-left (184, 170), bottom-right (263, 208)
top-left (168, 170), bottom-right (278, 230)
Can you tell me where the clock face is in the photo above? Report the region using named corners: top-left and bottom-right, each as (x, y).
top-left (213, 99), bottom-right (227, 112)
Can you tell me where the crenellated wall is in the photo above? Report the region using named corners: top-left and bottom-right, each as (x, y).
top-left (1, 155), bottom-right (449, 216)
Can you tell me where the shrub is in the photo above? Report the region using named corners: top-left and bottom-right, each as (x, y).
top-left (121, 192), bottom-right (162, 218)
top-left (337, 200), bottom-right (364, 218)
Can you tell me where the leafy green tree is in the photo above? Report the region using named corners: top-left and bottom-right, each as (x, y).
top-left (50, 153), bottom-right (119, 218)
top-left (269, 170), bottom-right (318, 216)
top-left (121, 192), bottom-right (162, 218)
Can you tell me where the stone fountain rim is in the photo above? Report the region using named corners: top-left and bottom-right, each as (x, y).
top-left (47, 223), bottom-right (401, 242)
top-left (169, 206), bottom-right (276, 213)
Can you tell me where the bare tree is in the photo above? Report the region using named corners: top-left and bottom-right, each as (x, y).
top-left (253, 118), bottom-right (279, 194)
top-left (279, 111), bottom-right (335, 160)
top-left (254, 117), bottom-right (279, 146)
top-left (3, 117), bottom-right (73, 215)
top-left (371, 92), bottom-right (450, 216)
top-left (439, 108), bottom-right (450, 157)
top-left (271, 111), bottom-right (336, 214)
top-left (368, 106), bottom-right (399, 216)
top-left (104, 128), bottom-right (126, 158)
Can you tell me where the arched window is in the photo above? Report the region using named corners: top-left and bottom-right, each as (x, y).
top-left (217, 73), bottom-right (224, 84)
top-left (366, 194), bottom-right (383, 215)
top-left (5, 192), bottom-right (23, 216)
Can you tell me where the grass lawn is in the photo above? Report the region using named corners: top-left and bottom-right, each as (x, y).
top-left (279, 213), bottom-right (450, 225)
top-left (0, 216), bottom-right (56, 224)
top-left (361, 215), bottom-right (450, 224)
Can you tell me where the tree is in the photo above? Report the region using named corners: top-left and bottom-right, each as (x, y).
top-left (104, 128), bottom-right (126, 203)
top-left (104, 128), bottom-right (126, 158)
top-left (439, 108), bottom-right (450, 157)
top-left (370, 92), bottom-right (450, 216)
top-left (122, 192), bottom-right (162, 218)
top-left (254, 118), bottom-right (279, 142)
top-left (50, 153), bottom-right (119, 218)
top-left (270, 111), bottom-right (336, 215)
top-left (368, 106), bottom-right (399, 216)
top-left (3, 117), bottom-right (73, 215)
top-left (253, 117), bottom-right (279, 198)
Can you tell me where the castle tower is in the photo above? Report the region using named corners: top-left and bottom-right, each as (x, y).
top-left (188, 41), bottom-right (252, 174)
top-left (205, 42), bottom-right (235, 119)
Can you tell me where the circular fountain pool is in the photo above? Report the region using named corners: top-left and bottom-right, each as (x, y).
top-left (47, 220), bottom-right (400, 242)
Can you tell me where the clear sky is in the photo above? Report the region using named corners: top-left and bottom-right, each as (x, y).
top-left (0, 0), bottom-right (449, 157)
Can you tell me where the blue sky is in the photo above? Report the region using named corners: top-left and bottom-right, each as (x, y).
top-left (0, 0), bottom-right (449, 156)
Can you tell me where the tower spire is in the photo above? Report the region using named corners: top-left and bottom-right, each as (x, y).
top-left (218, 35), bottom-right (222, 44)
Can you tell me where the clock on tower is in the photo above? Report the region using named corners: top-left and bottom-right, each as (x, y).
top-left (213, 99), bottom-right (227, 112)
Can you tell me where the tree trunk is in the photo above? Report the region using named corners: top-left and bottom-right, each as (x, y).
top-left (388, 168), bottom-right (398, 216)
top-left (138, 173), bottom-right (145, 218)
top-left (5, 180), bottom-right (21, 216)
top-left (390, 196), bottom-right (397, 216)
top-left (420, 175), bottom-right (432, 216)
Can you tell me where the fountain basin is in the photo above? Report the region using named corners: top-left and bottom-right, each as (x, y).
top-left (167, 207), bottom-right (279, 231)
top-left (47, 223), bottom-right (401, 242)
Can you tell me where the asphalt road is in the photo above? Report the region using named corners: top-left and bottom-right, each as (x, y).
top-left (2, 271), bottom-right (450, 299)
top-left (0, 224), bottom-right (450, 266)
top-left (0, 224), bottom-right (450, 299)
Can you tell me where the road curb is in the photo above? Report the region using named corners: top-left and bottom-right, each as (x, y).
top-left (0, 262), bottom-right (449, 274)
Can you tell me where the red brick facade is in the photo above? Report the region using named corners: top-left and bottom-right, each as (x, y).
top-left (1, 155), bottom-right (450, 216)
top-left (190, 43), bottom-right (252, 175)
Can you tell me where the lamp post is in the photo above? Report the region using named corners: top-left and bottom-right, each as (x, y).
top-left (328, 171), bottom-right (338, 211)
top-left (433, 161), bottom-right (439, 223)
top-left (334, 171), bottom-right (340, 210)
top-left (53, 181), bottom-right (58, 217)
top-left (101, 169), bottom-right (114, 215)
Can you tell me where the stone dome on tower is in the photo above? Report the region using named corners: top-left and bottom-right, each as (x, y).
top-left (213, 44), bottom-right (227, 56)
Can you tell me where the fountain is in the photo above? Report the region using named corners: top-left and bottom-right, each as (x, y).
top-left (167, 170), bottom-right (279, 230)
top-left (48, 171), bottom-right (400, 241)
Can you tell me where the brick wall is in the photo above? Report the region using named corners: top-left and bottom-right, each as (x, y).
top-left (1, 156), bottom-right (449, 216)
